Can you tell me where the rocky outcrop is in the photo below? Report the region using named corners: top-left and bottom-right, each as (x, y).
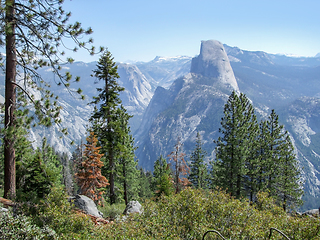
top-left (191, 40), bottom-right (239, 91)
top-left (135, 40), bottom-right (238, 170)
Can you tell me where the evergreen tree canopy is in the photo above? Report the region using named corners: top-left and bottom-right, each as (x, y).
top-left (1, 0), bottom-right (101, 199)
top-left (214, 91), bottom-right (258, 198)
top-left (214, 91), bottom-right (303, 210)
top-left (276, 134), bottom-right (303, 211)
top-left (153, 155), bottom-right (173, 197)
top-left (189, 132), bottom-right (208, 189)
top-left (90, 50), bottom-right (136, 205)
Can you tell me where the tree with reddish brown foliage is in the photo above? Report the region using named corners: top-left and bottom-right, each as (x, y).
top-left (75, 132), bottom-right (109, 205)
top-left (168, 138), bottom-right (190, 194)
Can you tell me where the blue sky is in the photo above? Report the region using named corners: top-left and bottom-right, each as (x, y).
top-left (63, 0), bottom-right (320, 62)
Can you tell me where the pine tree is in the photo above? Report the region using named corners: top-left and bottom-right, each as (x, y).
top-left (255, 120), bottom-right (271, 193)
top-left (75, 132), bottom-right (108, 205)
top-left (153, 155), bottom-right (173, 197)
top-left (156, 174), bottom-right (174, 198)
top-left (40, 138), bottom-right (63, 186)
top-left (189, 132), bottom-right (209, 189)
top-left (214, 91), bottom-right (258, 198)
top-left (117, 106), bottom-right (139, 205)
top-left (1, 0), bottom-right (100, 199)
top-left (275, 134), bottom-right (303, 211)
top-left (153, 155), bottom-right (170, 189)
top-left (137, 168), bottom-right (153, 200)
top-left (70, 141), bottom-right (84, 195)
top-left (16, 137), bottom-right (63, 202)
top-left (168, 138), bottom-right (190, 194)
top-left (90, 50), bottom-right (136, 205)
top-left (265, 110), bottom-right (287, 197)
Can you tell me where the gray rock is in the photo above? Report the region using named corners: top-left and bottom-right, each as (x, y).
top-left (302, 209), bottom-right (320, 217)
top-left (71, 195), bottom-right (102, 218)
top-left (123, 201), bottom-right (142, 215)
top-left (1, 207), bottom-right (8, 213)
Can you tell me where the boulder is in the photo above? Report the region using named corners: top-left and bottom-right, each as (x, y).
top-left (70, 195), bottom-right (102, 218)
top-left (123, 201), bottom-right (142, 215)
top-left (302, 209), bottom-right (320, 217)
top-left (1, 207), bottom-right (8, 212)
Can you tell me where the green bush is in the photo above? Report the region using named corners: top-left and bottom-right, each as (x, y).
top-left (4, 187), bottom-right (318, 239)
top-left (102, 188), bottom-right (320, 239)
top-left (98, 202), bottom-right (126, 220)
top-left (0, 211), bottom-right (56, 240)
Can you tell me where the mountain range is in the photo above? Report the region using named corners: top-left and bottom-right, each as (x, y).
top-left (0, 40), bottom-right (319, 210)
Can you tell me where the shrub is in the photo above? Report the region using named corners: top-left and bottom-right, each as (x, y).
top-left (102, 188), bottom-right (320, 239)
top-left (0, 211), bottom-right (56, 240)
top-left (98, 202), bottom-right (126, 220)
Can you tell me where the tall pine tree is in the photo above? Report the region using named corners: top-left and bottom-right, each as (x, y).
top-left (117, 106), bottom-right (139, 205)
top-left (90, 50), bottom-right (136, 205)
top-left (276, 134), bottom-right (303, 211)
top-left (265, 110), bottom-right (287, 197)
top-left (214, 91), bottom-right (258, 198)
top-left (1, 0), bottom-right (99, 199)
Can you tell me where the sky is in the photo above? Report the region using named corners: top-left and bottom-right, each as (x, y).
top-left (62, 0), bottom-right (320, 63)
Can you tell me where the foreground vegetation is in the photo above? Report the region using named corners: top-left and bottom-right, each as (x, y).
top-left (1, 187), bottom-right (319, 239)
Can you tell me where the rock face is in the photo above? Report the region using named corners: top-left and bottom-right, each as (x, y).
top-left (123, 201), bottom-right (142, 215)
top-left (117, 63), bottom-right (154, 132)
top-left (71, 195), bottom-right (102, 218)
top-left (135, 41), bottom-right (239, 170)
top-left (191, 40), bottom-right (239, 91)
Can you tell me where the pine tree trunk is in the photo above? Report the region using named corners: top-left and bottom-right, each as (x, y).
top-left (236, 174), bottom-right (241, 198)
top-left (105, 78), bottom-right (116, 204)
top-left (4, 0), bottom-right (16, 200)
top-left (123, 159), bottom-right (128, 205)
top-left (109, 152), bottom-right (116, 204)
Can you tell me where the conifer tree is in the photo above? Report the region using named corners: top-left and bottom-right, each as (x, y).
top-left (1, 0), bottom-right (100, 199)
top-left (40, 138), bottom-right (63, 185)
top-left (265, 110), bottom-right (287, 197)
top-left (168, 138), bottom-right (190, 194)
top-left (275, 134), bottom-right (303, 211)
top-left (153, 155), bottom-right (171, 188)
top-left (255, 120), bottom-right (271, 193)
top-left (16, 137), bottom-right (63, 202)
top-left (214, 91), bottom-right (258, 198)
top-left (90, 50), bottom-right (136, 205)
top-left (156, 173), bottom-right (174, 198)
top-left (153, 155), bottom-right (173, 197)
top-left (70, 141), bottom-right (84, 195)
top-left (189, 132), bottom-right (209, 189)
top-left (75, 132), bottom-right (108, 205)
top-left (137, 168), bottom-right (153, 200)
top-left (117, 106), bottom-right (139, 205)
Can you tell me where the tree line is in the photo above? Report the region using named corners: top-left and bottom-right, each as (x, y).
top-left (153, 91), bottom-right (303, 212)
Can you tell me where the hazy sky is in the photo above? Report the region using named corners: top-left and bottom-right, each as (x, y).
top-left (63, 0), bottom-right (320, 62)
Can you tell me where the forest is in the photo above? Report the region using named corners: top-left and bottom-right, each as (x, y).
top-left (0, 0), bottom-right (319, 239)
